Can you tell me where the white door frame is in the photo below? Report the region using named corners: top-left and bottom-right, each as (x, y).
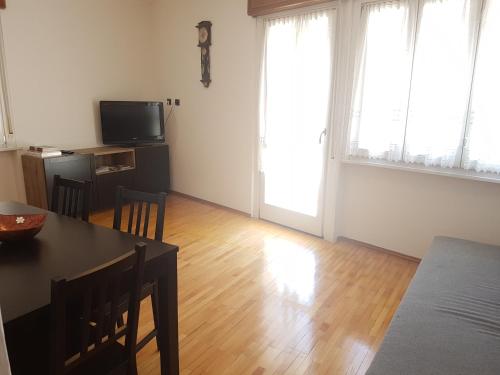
top-left (251, 2), bottom-right (341, 238)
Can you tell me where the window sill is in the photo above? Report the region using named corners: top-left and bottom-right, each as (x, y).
top-left (343, 157), bottom-right (500, 185)
top-left (0, 144), bottom-right (20, 153)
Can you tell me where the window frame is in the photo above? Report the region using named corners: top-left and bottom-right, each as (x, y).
top-left (341, 0), bottom-right (500, 183)
top-left (0, 16), bottom-right (13, 149)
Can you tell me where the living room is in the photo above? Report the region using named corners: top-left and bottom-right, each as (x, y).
top-left (1, 0), bottom-right (500, 374)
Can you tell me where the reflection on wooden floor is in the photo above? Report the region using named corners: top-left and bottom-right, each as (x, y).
top-left (91, 194), bottom-right (418, 375)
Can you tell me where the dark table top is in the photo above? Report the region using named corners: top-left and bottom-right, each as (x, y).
top-left (0, 201), bottom-right (178, 324)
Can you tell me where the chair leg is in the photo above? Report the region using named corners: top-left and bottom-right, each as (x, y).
top-left (151, 282), bottom-right (160, 351)
top-left (117, 315), bottom-right (125, 328)
top-left (135, 282), bottom-right (161, 353)
top-left (127, 361), bottom-right (138, 375)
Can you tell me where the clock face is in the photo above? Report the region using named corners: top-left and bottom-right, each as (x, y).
top-left (199, 27), bottom-right (209, 44)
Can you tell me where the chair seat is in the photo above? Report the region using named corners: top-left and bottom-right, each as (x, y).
top-left (117, 281), bottom-right (156, 313)
top-left (115, 281), bottom-right (159, 352)
top-left (141, 281), bottom-right (155, 299)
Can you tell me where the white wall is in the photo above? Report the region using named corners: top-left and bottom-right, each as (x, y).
top-left (2, 0), bottom-right (500, 259)
top-left (150, 0), bottom-right (500, 258)
top-left (0, 0), bottom-right (159, 202)
top-left (335, 164), bottom-right (500, 258)
top-left (1, 0), bottom-right (157, 149)
top-left (151, 0), bottom-right (257, 213)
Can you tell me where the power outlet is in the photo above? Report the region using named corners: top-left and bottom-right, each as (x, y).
top-left (175, 99), bottom-right (181, 106)
top-left (166, 98), bottom-right (172, 106)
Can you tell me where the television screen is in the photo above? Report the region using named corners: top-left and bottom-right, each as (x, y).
top-left (100, 101), bottom-right (165, 145)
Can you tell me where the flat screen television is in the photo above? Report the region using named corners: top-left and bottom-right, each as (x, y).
top-left (100, 101), bottom-right (165, 145)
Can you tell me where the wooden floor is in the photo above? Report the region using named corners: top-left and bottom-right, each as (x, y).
top-left (91, 194), bottom-right (418, 375)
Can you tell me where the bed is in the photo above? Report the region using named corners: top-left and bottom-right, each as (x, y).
top-left (367, 236), bottom-right (500, 375)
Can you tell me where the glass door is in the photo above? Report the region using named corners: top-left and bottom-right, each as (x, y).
top-left (259, 8), bottom-right (336, 236)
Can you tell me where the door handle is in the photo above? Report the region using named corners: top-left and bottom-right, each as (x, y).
top-left (319, 129), bottom-right (327, 144)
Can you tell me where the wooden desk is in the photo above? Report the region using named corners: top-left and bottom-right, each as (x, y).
top-left (0, 202), bottom-right (179, 375)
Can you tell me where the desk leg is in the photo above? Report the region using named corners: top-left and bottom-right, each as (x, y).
top-left (158, 253), bottom-right (179, 375)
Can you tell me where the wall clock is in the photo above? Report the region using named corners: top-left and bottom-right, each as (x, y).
top-left (196, 21), bottom-right (212, 88)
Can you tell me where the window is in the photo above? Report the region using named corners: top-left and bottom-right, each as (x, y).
top-left (0, 71), bottom-right (5, 145)
top-left (0, 76), bottom-right (8, 145)
top-left (463, 0), bottom-right (500, 173)
top-left (0, 20), bottom-right (10, 147)
top-left (0, 110), bottom-right (4, 145)
top-left (348, 0), bottom-right (500, 174)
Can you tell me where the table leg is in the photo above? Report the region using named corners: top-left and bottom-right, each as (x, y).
top-left (157, 253), bottom-right (179, 375)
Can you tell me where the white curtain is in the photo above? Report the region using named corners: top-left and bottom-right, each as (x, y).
top-left (463, 0), bottom-right (500, 173)
top-left (348, 0), bottom-right (500, 172)
top-left (403, 0), bottom-right (481, 168)
top-left (260, 9), bottom-right (335, 216)
top-left (349, 0), bottom-right (414, 162)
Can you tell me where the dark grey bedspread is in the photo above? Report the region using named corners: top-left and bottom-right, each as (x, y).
top-left (367, 236), bottom-right (500, 375)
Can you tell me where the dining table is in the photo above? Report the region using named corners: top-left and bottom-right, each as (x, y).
top-left (0, 201), bottom-right (179, 375)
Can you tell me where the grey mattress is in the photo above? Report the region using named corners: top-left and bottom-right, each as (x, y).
top-left (367, 236), bottom-right (500, 375)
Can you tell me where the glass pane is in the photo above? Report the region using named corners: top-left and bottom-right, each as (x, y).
top-left (349, 2), bottom-right (413, 161)
top-left (262, 11), bottom-right (334, 216)
top-left (463, 0), bottom-right (500, 173)
top-left (404, 0), bottom-right (480, 168)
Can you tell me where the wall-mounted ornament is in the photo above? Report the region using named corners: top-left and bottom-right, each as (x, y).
top-left (196, 21), bottom-right (212, 88)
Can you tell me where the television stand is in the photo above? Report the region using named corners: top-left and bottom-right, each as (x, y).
top-left (76, 147), bottom-right (136, 176)
top-left (76, 145), bottom-right (170, 210)
top-left (116, 143), bottom-right (160, 147)
top-left (22, 144), bottom-right (170, 212)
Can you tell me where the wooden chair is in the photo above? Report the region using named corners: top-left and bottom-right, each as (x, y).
top-left (51, 174), bottom-right (92, 222)
top-left (113, 186), bottom-right (167, 352)
top-left (50, 243), bottom-right (146, 375)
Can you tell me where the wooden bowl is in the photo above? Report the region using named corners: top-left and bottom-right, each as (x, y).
top-left (0, 214), bottom-right (47, 242)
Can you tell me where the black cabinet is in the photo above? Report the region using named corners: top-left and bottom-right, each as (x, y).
top-left (92, 145), bottom-right (170, 210)
top-left (44, 155), bottom-right (95, 209)
top-left (95, 169), bottom-right (135, 210)
top-left (22, 153), bottom-right (94, 210)
top-left (134, 144), bottom-right (170, 193)
top-left (23, 145), bottom-right (170, 212)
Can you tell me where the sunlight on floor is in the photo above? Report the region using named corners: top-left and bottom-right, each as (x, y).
top-left (90, 195), bottom-right (419, 374)
top-left (264, 237), bottom-right (316, 304)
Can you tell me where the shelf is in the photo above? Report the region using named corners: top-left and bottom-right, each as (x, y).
top-left (73, 146), bottom-right (136, 177)
top-left (74, 146), bottom-right (135, 156)
top-left (96, 166), bottom-right (135, 176)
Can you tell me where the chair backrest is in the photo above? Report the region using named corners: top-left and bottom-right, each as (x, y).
top-left (113, 186), bottom-right (167, 242)
top-left (50, 243), bottom-right (146, 375)
top-left (51, 175), bottom-right (92, 222)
